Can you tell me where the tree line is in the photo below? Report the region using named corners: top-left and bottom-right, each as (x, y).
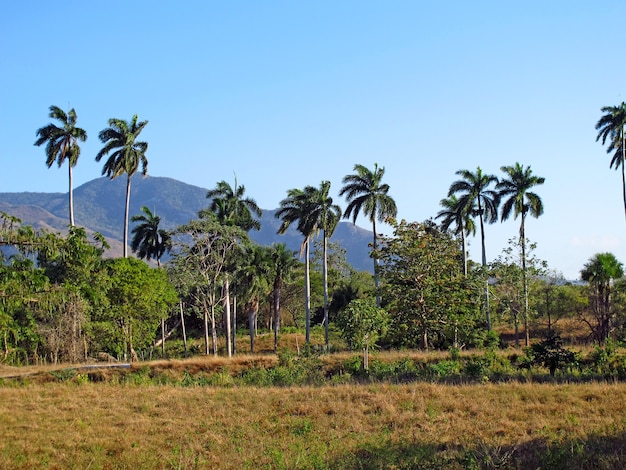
top-left (0, 101), bottom-right (624, 365)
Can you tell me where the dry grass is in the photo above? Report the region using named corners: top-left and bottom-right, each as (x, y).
top-left (0, 381), bottom-right (625, 469)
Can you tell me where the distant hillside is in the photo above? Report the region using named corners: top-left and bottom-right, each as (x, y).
top-left (0, 176), bottom-right (374, 272)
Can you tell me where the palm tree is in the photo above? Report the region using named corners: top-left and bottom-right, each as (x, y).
top-left (131, 205), bottom-right (171, 354)
top-left (307, 181), bottom-right (342, 350)
top-left (238, 244), bottom-right (273, 353)
top-left (448, 167), bottom-right (499, 329)
top-left (34, 105), bottom-right (87, 226)
top-left (268, 243), bottom-right (299, 353)
top-left (96, 115), bottom-right (149, 258)
top-left (497, 163), bottom-right (545, 346)
top-left (205, 177), bottom-right (262, 231)
top-left (275, 187), bottom-right (318, 343)
top-left (340, 163), bottom-right (397, 307)
top-left (436, 195), bottom-right (476, 277)
top-left (130, 206), bottom-right (171, 267)
top-left (581, 252), bottom-right (624, 343)
top-left (596, 102), bottom-right (626, 222)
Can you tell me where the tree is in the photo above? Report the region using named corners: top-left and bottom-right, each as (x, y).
top-left (596, 102), bottom-right (626, 222)
top-left (205, 177), bottom-right (262, 231)
top-left (306, 181), bottom-right (342, 351)
top-left (497, 163), bottom-right (545, 346)
top-left (34, 105), bottom-right (87, 227)
top-left (340, 163), bottom-right (397, 307)
top-left (581, 252), bottom-right (624, 343)
top-left (436, 194), bottom-right (476, 277)
top-left (268, 243), bottom-right (299, 353)
top-left (131, 206), bottom-right (171, 267)
top-left (447, 167), bottom-right (499, 330)
top-left (377, 220), bottom-right (483, 350)
top-left (335, 298), bottom-right (389, 370)
top-left (96, 115), bottom-right (149, 258)
top-left (170, 214), bottom-right (246, 356)
top-left (104, 257), bottom-right (177, 361)
top-left (275, 187), bottom-right (318, 343)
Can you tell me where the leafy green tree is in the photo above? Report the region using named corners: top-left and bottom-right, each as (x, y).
top-left (497, 163), bottom-right (545, 346)
top-left (103, 257), bottom-right (177, 361)
top-left (131, 206), bottom-right (171, 267)
top-left (96, 115), bottom-right (149, 257)
top-left (378, 220), bottom-right (482, 350)
top-left (340, 163), bottom-right (397, 307)
top-left (596, 102), bottom-right (626, 222)
top-left (581, 252), bottom-right (624, 343)
top-left (447, 167), bottom-right (499, 330)
top-left (336, 298), bottom-right (389, 370)
top-left (275, 187), bottom-right (318, 343)
top-left (436, 194), bottom-right (476, 277)
top-left (205, 177), bottom-right (262, 231)
top-left (34, 105), bottom-right (87, 226)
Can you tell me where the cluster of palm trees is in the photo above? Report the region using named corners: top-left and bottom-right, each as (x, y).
top-left (35, 106), bottom-right (149, 258)
top-left (436, 164), bottom-right (545, 344)
top-left (32, 100), bottom-right (625, 351)
top-left (274, 164), bottom-right (397, 348)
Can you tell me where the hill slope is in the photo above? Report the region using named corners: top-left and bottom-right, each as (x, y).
top-left (0, 176), bottom-right (374, 272)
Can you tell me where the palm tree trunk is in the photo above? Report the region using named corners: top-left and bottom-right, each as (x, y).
top-left (304, 236), bottom-right (311, 344)
top-left (323, 232), bottom-right (329, 351)
top-left (520, 212), bottom-right (529, 346)
top-left (68, 164), bottom-right (75, 227)
top-left (461, 219), bottom-right (468, 277)
top-left (203, 300), bottom-right (210, 355)
top-left (123, 174), bottom-right (131, 257)
top-left (478, 206), bottom-right (491, 331)
top-left (273, 283), bottom-right (280, 353)
top-left (372, 219), bottom-right (381, 308)
top-left (621, 131), bottom-right (626, 223)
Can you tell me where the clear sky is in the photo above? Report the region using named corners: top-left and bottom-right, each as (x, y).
top-left (1, 1), bottom-right (624, 279)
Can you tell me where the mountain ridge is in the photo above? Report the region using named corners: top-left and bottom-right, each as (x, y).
top-left (0, 176), bottom-right (374, 272)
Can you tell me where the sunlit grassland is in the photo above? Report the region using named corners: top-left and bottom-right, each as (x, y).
top-left (1, 381), bottom-right (625, 469)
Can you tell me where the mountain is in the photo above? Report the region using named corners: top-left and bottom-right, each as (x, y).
top-left (0, 176), bottom-right (374, 272)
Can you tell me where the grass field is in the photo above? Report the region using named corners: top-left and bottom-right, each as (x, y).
top-left (1, 365), bottom-right (626, 469)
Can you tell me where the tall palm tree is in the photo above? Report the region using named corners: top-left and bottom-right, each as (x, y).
top-left (340, 163), bottom-right (397, 307)
top-left (448, 167), bottom-right (499, 330)
top-left (130, 206), bottom-right (171, 267)
top-left (436, 195), bottom-right (476, 277)
top-left (205, 177), bottom-right (262, 231)
top-left (596, 102), bottom-right (626, 222)
top-left (268, 243), bottom-right (299, 353)
top-left (307, 181), bottom-right (342, 350)
top-left (497, 163), bottom-right (545, 346)
top-left (275, 187), bottom-right (318, 343)
top-left (96, 115), bottom-right (149, 258)
top-left (34, 105), bottom-right (87, 226)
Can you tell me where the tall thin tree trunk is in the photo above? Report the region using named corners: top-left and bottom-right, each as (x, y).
top-left (223, 278), bottom-right (232, 358)
top-left (274, 284), bottom-right (280, 353)
top-left (180, 301), bottom-right (187, 355)
top-left (304, 236), bottom-right (311, 344)
top-left (461, 220), bottom-right (468, 277)
top-left (323, 232), bottom-right (330, 352)
top-left (123, 174), bottom-right (131, 258)
top-left (478, 205), bottom-right (491, 331)
top-left (203, 300), bottom-right (210, 355)
top-left (521, 212), bottom-right (530, 346)
top-left (210, 302), bottom-right (218, 357)
top-left (68, 164), bottom-right (75, 227)
top-left (232, 295), bottom-right (237, 356)
top-left (621, 131), bottom-right (626, 223)
top-left (372, 219), bottom-right (381, 308)
top-left (249, 299), bottom-right (258, 353)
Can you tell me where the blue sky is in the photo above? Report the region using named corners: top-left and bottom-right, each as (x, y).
top-left (1, 1), bottom-right (624, 279)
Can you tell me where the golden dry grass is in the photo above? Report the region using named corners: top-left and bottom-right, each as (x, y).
top-left (1, 381), bottom-right (625, 469)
